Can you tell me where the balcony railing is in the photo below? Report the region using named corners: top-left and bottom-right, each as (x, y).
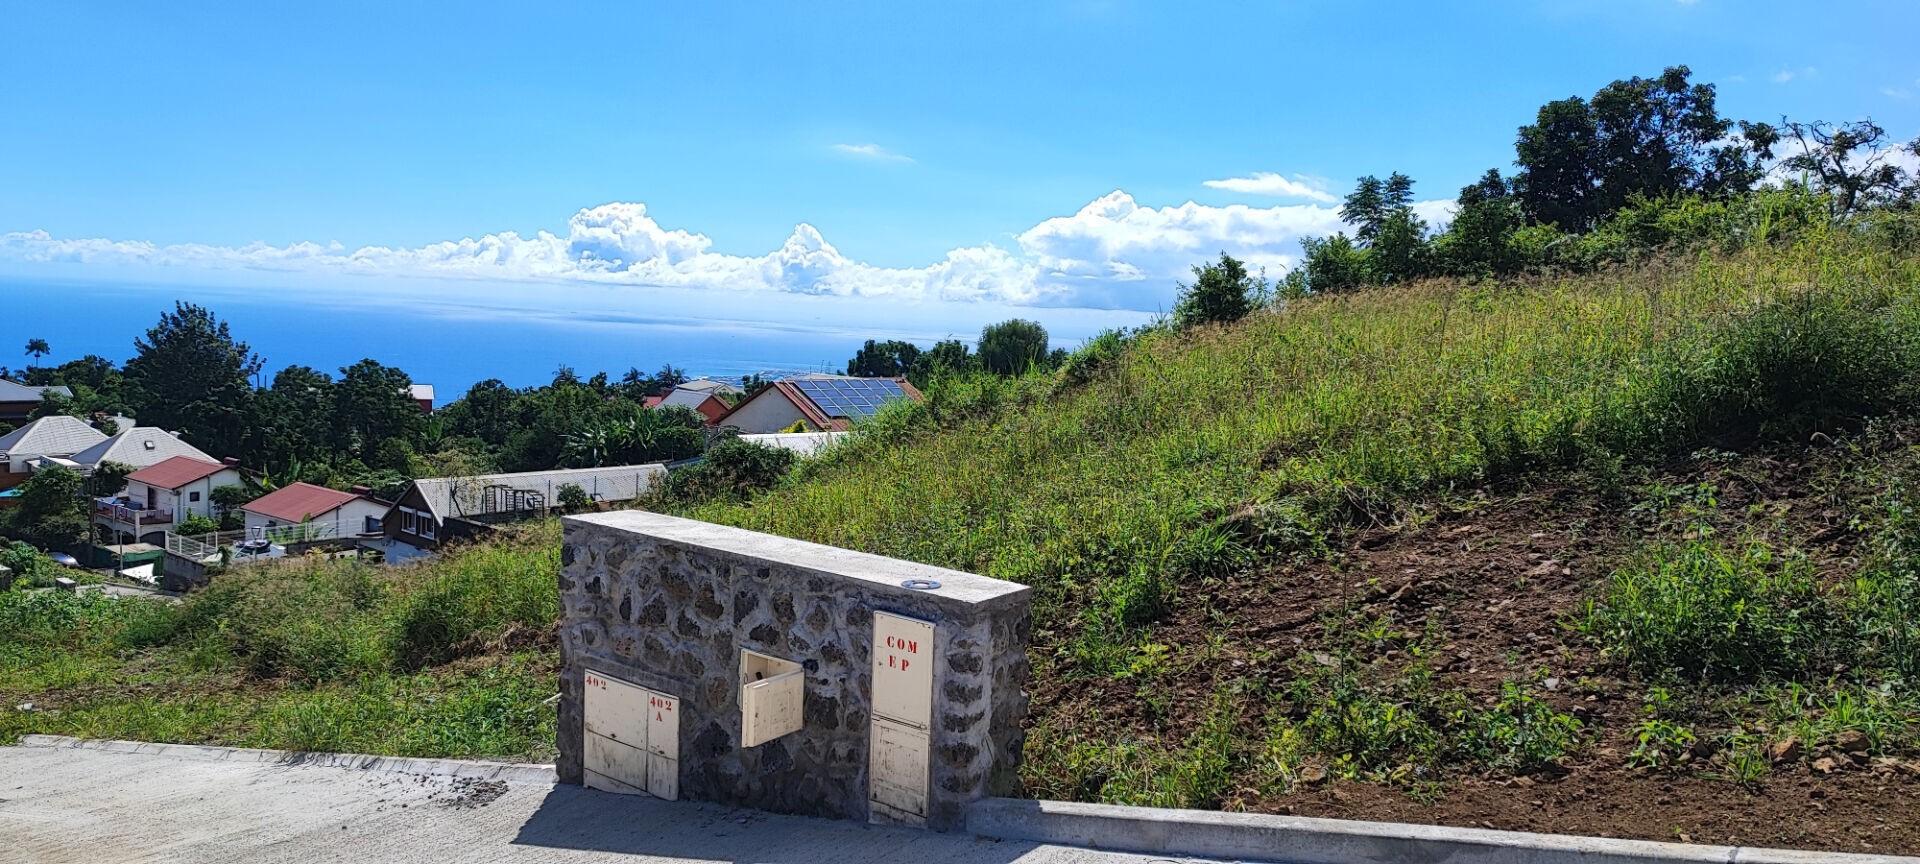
top-left (92, 499), bottom-right (173, 526)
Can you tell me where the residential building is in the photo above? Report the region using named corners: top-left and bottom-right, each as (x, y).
top-left (385, 464), bottom-right (667, 555)
top-left (241, 482), bottom-right (389, 543)
top-left (95, 456), bottom-right (243, 544)
top-left (67, 427), bottom-right (215, 476)
top-left (0, 380), bottom-right (73, 424)
top-left (714, 375), bottom-right (921, 434)
top-left (407, 384), bottom-right (436, 414)
top-left (0, 415), bottom-right (108, 490)
top-left (654, 385), bottom-right (732, 425)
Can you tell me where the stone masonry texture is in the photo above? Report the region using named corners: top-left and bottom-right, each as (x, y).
top-left (558, 511), bottom-right (1031, 832)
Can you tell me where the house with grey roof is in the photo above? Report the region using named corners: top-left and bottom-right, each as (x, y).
top-left (382, 463), bottom-right (668, 558)
top-left (0, 380), bottom-right (74, 425)
top-left (0, 415), bottom-right (108, 490)
top-left (68, 427), bottom-right (216, 476)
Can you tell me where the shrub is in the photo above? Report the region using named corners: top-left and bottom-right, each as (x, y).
top-left (1583, 541), bottom-right (1836, 682)
top-left (1173, 254), bottom-right (1259, 328)
top-left (664, 438), bottom-right (797, 504)
top-left (176, 514), bottom-right (219, 536)
top-left (556, 483), bottom-right (591, 512)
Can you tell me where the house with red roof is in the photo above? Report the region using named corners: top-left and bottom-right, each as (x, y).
top-left (241, 482), bottom-right (389, 543)
top-left (94, 455), bottom-right (243, 544)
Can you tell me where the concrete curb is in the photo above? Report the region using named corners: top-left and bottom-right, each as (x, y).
top-left (966, 797), bottom-right (1920, 864)
top-left (14, 735), bottom-right (558, 785)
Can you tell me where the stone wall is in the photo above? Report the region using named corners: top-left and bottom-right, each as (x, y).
top-left (558, 511), bottom-right (1031, 831)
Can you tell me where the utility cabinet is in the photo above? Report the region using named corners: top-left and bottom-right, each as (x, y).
top-left (740, 650), bottom-right (804, 748)
top-left (582, 668), bottom-right (679, 800)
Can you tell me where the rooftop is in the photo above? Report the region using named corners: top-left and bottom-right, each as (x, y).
top-left (125, 455), bottom-right (231, 489)
top-left (69, 427), bottom-right (215, 470)
top-left (0, 415), bottom-right (109, 459)
top-left (244, 482), bottom-right (366, 523)
top-left (0, 380), bottom-right (73, 401)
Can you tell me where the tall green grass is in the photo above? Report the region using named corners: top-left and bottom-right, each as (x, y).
top-left (692, 226), bottom-right (1920, 672)
top-left (0, 523), bottom-right (561, 759)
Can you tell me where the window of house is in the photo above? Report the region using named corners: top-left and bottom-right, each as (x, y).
top-left (400, 507), bottom-right (417, 534)
top-left (419, 517), bottom-right (436, 540)
top-left (189, 491), bottom-right (202, 503)
top-left (365, 515), bottom-right (382, 534)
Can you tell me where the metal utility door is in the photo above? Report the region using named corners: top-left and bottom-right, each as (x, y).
top-left (582, 668), bottom-right (679, 801)
top-left (869, 612), bottom-right (934, 825)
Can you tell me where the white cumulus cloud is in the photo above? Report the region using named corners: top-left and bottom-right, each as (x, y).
top-left (0, 191), bottom-right (1452, 312)
top-left (1202, 172), bottom-right (1338, 203)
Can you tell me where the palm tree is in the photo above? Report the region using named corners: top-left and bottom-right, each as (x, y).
top-left (23, 338), bottom-right (49, 369)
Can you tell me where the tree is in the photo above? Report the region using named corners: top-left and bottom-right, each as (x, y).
top-left (918, 340), bottom-right (974, 379)
top-left (1174, 253), bottom-right (1259, 327)
top-left (23, 338), bottom-right (49, 368)
top-left (1778, 118), bottom-right (1919, 217)
top-left (440, 379), bottom-right (521, 447)
top-left (5, 465), bottom-right (89, 552)
top-left (739, 373), bottom-right (772, 397)
top-left (1514, 66), bottom-right (1770, 230)
top-left (1340, 173), bottom-right (1416, 243)
top-left (253, 365), bottom-right (335, 472)
top-left (123, 302), bottom-right (261, 459)
top-left (977, 319), bottom-right (1050, 376)
top-left (1296, 233), bottom-right (1369, 294)
top-left (84, 460), bottom-right (137, 498)
top-left (846, 340), bottom-right (922, 378)
top-left (332, 359), bottom-right (423, 464)
top-left (1368, 208), bottom-right (1432, 285)
top-left (209, 484), bottom-right (256, 530)
top-left (1437, 169), bottom-right (1527, 276)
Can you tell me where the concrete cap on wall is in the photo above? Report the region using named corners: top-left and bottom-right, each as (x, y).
top-left (564, 511), bottom-right (1030, 615)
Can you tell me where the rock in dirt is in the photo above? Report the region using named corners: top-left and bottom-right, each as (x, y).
top-left (1768, 739), bottom-right (1804, 764)
top-left (1836, 730), bottom-right (1870, 754)
top-left (1813, 757), bottom-right (1838, 775)
top-left (1298, 766), bottom-right (1329, 786)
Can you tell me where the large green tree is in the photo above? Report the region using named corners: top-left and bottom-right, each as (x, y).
top-left (846, 340), bottom-right (922, 378)
top-left (1514, 66), bottom-right (1771, 230)
top-left (123, 303), bottom-right (261, 458)
top-left (977, 319), bottom-right (1051, 376)
top-left (252, 365), bottom-right (336, 471)
top-left (332, 359), bottom-right (423, 464)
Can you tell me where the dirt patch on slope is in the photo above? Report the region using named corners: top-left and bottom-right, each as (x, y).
top-left (1025, 433), bottom-right (1920, 854)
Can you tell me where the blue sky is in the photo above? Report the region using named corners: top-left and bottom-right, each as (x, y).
top-left (2, 0), bottom-right (1917, 341)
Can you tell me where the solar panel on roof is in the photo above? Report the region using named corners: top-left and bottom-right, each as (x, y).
top-left (795, 378), bottom-right (907, 419)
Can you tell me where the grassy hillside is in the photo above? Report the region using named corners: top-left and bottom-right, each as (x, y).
top-left (692, 226), bottom-right (1920, 672)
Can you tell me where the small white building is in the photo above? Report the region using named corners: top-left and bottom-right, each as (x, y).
top-left (99, 456), bottom-right (243, 544)
top-left (241, 482), bottom-right (389, 544)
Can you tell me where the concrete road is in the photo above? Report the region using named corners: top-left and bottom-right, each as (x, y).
top-left (0, 737), bottom-right (1224, 864)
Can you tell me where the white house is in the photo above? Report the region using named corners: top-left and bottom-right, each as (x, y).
top-left (241, 482), bottom-right (389, 544)
top-left (97, 456), bottom-right (243, 544)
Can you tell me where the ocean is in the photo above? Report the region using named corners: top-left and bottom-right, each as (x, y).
top-left (0, 275), bottom-right (1153, 401)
